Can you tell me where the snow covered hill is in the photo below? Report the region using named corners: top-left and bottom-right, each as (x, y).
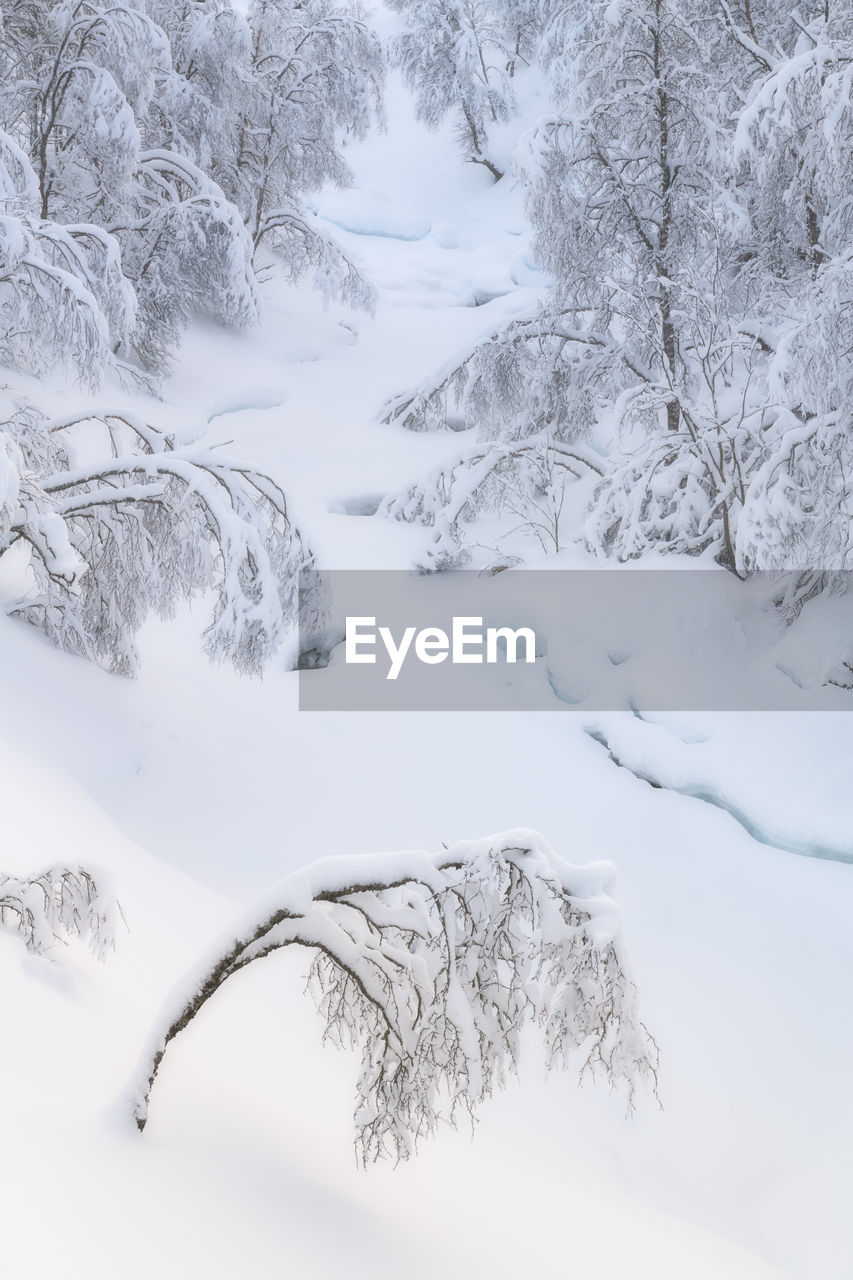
top-left (1, 629), bottom-right (827, 1280)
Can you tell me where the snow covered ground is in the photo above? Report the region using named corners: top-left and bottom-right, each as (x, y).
top-left (1, 67), bottom-right (850, 1280)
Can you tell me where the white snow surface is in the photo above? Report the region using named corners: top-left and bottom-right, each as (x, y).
top-left (0, 53), bottom-right (850, 1280)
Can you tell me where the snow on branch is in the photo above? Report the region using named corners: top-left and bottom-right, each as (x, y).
top-left (2, 405), bottom-right (315, 674)
top-left (1, 0), bottom-right (387, 383)
top-left (379, 338), bottom-right (484, 433)
top-left (256, 207), bottom-right (375, 313)
top-left (380, 437), bottom-right (603, 567)
top-left (0, 215), bottom-right (133, 386)
top-left (0, 130), bottom-right (39, 215)
top-left (0, 864), bottom-right (117, 961)
top-left (122, 150), bottom-right (258, 371)
top-left (0, 128), bottom-right (136, 384)
top-left (131, 829), bottom-right (658, 1162)
top-left (379, 312), bottom-right (649, 451)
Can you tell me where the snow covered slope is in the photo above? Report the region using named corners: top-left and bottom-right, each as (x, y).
top-left (0, 45), bottom-right (849, 1280)
top-left (0, 648), bottom-right (812, 1280)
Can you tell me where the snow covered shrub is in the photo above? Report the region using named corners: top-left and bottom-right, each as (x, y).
top-left (132, 829), bottom-right (658, 1161)
top-left (0, 403), bottom-right (314, 674)
top-left (0, 864), bottom-right (116, 961)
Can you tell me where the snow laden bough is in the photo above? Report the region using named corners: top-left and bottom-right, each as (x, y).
top-left (131, 829), bottom-right (658, 1163)
top-left (381, 435), bottom-right (604, 567)
top-left (0, 864), bottom-right (117, 961)
top-left (0, 404), bottom-right (315, 674)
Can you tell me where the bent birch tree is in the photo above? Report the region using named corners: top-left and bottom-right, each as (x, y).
top-left (132, 828), bottom-right (658, 1163)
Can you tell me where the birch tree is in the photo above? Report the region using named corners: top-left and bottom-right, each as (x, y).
top-left (153, 0), bottom-right (384, 307)
top-left (387, 0), bottom-right (517, 179)
top-left (724, 3), bottom-right (853, 585)
top-left (132, 829), bottom-right (658, 1161)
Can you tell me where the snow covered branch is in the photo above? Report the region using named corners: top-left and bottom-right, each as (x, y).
top-left (131, 829), bottom-right (658, 1162)
top-left (0, 863), bottom-right (117, 961)
top-left (382, 437), bottom-right (604, 567)
top-left (1, 405), bottom-right (315, 674)
top-left (256, 207), bottom-right (375, 312)
top-left (0, 211), bottom-right (134, 385)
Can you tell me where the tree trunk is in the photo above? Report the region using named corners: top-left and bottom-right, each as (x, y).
top-left (652, 0), bottom-right (679, 432)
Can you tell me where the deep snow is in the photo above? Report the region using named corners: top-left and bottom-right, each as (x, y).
top-left (0, 62), bottom-right (850, 1280)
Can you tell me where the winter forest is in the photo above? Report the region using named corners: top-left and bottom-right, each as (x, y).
top-left (0, 2), bottom-right (851, 1278)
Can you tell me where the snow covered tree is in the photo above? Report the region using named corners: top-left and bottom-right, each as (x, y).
top-left (0, 400), bottom-right (315, 674)
top-left (381, 0), bottom-right (752, 565)
top-left (0, 863), bottom-right (116, 960)
top-left (233, 0), bottom-right (382, 306)
top-left (728, 2), bottom-right (852, 284)
top-left (725, 5), bottom-right (853, 583)
top-left (116, 149), bottom-right (258, 371)
top-left (0, 129), bottom-right (136, 384)
top-left (132, 829), bottom-right (658, 1161)
top-left (0, 0), bottom-right (384, 379)
top-left (0, 212), bottom-right (136, 385)
top-left (387, 0), bottom-right (518, 180)
top-left (150, 0), bottom-right (384, 308)
top-left (0, 0), bottom-right (166, 223)
top-left (0, 1), bottom-right (258, 376)
top-left (499, 0), bottom-right (553, 79)
top-left (0, 113), bottom-right (312, 674)
top-left (379, 0), bottom-right (853, 587)
top-left (575, 0), bottom-right (853, 580)
top-left (143, 0), bottom-right (253, 168)
top-left (384, 0), bottom-right (696, 452)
